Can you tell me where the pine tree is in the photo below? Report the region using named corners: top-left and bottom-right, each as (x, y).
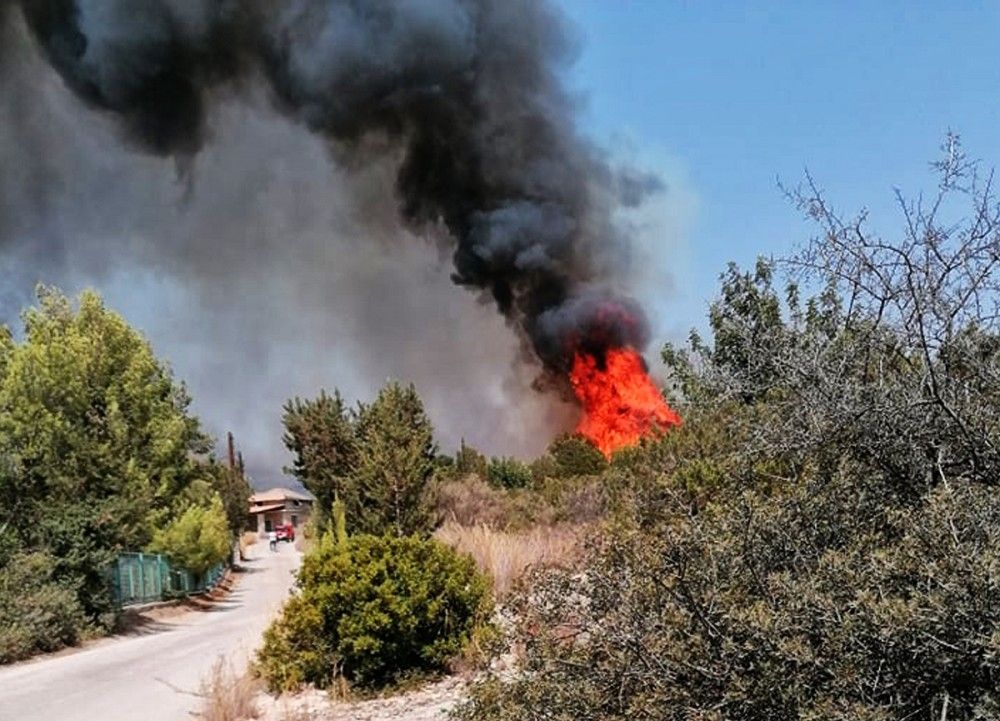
top-left (350, 382), bottom-right (437, 536)
top-left (281, 390), bottom-right (357, 526)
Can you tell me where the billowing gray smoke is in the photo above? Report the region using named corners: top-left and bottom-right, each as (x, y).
top-left (0, 1), bottom-right (678, 474)
top-left (10, 0), bottom-right (659, 372)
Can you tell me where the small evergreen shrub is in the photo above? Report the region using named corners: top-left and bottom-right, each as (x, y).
top-left (0, 551), bottom-right (86, 663)
top-left (548, 435), bottom-right (607, 477)
top-left (456, 471), bottom-right (1000, 721)
top-left (257, 533), bottom-right (493, 691)
top-left (486, 457), bottom-right (533, 489)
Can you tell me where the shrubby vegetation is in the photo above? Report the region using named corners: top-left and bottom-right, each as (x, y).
top-left (485, 456), bottom-right (533, 489)
top-left (268, 383), bottom-right (497, 692)
top-left (454, 439), bottom-right (489, 479)
top-left (457, 141), bottom-right (1000, 720)
top-left (0, 551), bottom-right (85, 663)
top-left (546, 435), bottom-right (607, 478)
top-left (257, 528), bottom-right (492, 691)
top-left (0, 288), bottom-right (244, 661)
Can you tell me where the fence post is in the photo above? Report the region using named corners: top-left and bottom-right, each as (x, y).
top-left (137, 552), bottom-right (145, 603)
top-left (113, 557), bottom-right (121, 605)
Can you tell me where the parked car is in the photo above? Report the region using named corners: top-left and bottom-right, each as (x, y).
top-left (275, 524), bottom-right (295, 542)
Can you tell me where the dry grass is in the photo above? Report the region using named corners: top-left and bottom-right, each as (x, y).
top-left (197, 658), bottom-right (261, 721)
top-left (239, 531), bottom-right (258, 561)
top-left (433, 475), bottom-right (608, 531)
top-left (294, 533), bottom-right (314, 554)
top-left (434, 521), bottom-right (582, 598)
top-left (433, 476), bottom-right (526, 528)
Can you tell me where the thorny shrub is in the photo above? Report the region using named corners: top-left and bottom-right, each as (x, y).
top-left (457, 469), bottom-right (1000, 721)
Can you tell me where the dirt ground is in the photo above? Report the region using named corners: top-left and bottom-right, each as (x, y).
top-left (255, 677), bottom-right (467, 721)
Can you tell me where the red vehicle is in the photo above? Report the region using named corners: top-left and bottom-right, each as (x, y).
top-left (275, 524), bottom-right (295, 542)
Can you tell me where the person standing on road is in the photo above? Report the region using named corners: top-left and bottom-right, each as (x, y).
top-left (268, 530), bottom-right (277, 552)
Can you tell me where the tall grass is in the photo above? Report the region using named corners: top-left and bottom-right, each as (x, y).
top-left (434, 522), bottom-right (581, 598)
top-left (433, 476), bottom-right (533, 528)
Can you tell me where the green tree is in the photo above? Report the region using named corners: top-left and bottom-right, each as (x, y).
top-left (0, 287), bottom-right (210, 623)
top-left (282, 390), bottom-right (357, 526)
top-left (204, 459), bottom-right (252, 539)
top-left (148, 494), bottom-right (231, 577)
top-left (350, 382), bottom-right (437, 536)
top-left (454, 439), bottom-right (488, 478)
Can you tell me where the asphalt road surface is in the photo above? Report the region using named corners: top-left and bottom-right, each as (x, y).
top-left (0, 541), bottom-right (300, 721)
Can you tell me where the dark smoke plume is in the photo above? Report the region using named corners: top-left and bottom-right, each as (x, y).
top-left (5, 0), bottom-right (660, 375)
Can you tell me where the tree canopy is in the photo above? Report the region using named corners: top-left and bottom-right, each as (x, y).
top-left (282, 389), bottom-right (357, 526)
top-left (148, 494), bottom-right (231, 577)
top-left (282, 381), bottom-right (438, 537)
top-left (0, 287), bottom-right (226, 653)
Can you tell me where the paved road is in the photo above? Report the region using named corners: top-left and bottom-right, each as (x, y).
top-left (0, 542), bottom-right (300, 721)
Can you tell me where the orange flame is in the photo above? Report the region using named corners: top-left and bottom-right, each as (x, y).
top-left (570, 347), bottom-right (681, 457)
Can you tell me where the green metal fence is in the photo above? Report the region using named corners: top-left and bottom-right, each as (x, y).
top-left (111, 552), bottom-right (228, 607)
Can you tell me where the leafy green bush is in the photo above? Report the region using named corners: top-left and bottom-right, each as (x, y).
top-left (0, 551), bottom-right (86, 663)
top-left (147, 495), bottom-right (231, 576)
top-left (486, 457), bottom-right (533, 489)
top-left (258, 533), bottom-right (493, 691)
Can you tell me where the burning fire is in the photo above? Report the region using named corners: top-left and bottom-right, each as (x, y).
top-left (570, 347), bottom-right (681, 457)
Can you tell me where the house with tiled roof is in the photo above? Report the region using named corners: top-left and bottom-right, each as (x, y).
top-left (248, 487), bottom-right (315, 536)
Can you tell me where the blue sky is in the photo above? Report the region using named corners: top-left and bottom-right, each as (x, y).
top-left (557, 1), bottom-right (1000, 335)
